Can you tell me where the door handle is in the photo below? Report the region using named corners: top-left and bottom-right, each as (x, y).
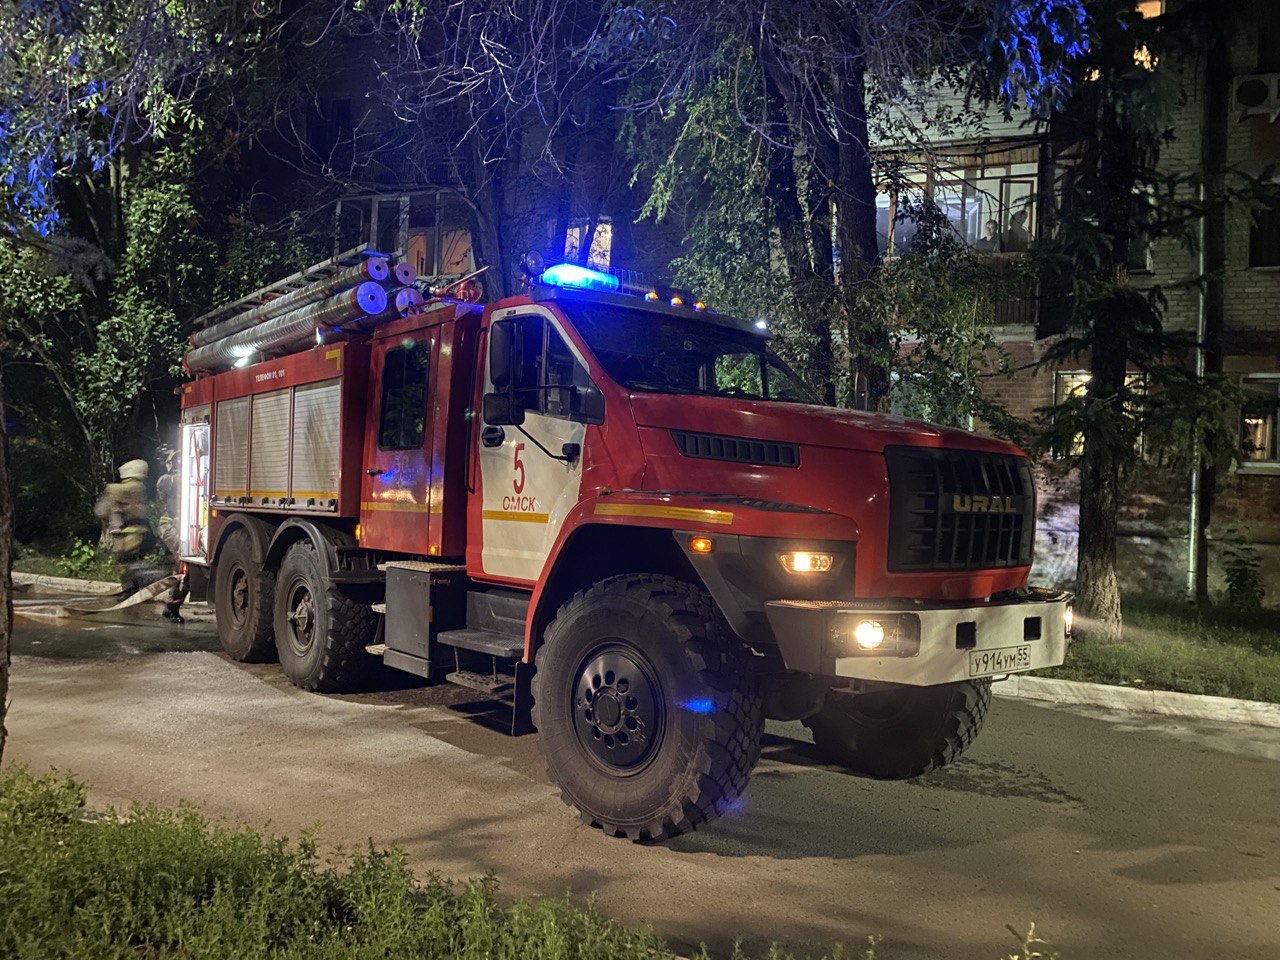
top-left (367, 468), bottom-right (385, 476)
top-left (481, 426), bottom-right (505, 447)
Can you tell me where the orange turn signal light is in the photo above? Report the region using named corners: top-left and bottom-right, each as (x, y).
top-left (689, 535), bottom-right (714, 555)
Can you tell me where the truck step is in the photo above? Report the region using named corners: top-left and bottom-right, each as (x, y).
top-left (371, 602), bottom-right (387, 615)
top-left (378, 560), bottom-right (467, 573)
top-left (447, 670), bottom-right (515, 698)
top-left (466, 589), bottom-right (529, 638)
top-left (435, 627), bottom-right (523, 659)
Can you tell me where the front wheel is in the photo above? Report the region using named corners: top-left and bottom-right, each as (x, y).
top-left (532, 574), bottom-right (763, 842)
top-left (803, 679), bottom-right (991, 780)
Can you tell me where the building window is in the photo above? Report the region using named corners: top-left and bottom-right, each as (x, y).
top-left (878, 152), bottom-right (1038, 256)
top-left (1249, 197), bottom-right (1280, 268)
top-left (564, 220), bottom-right (612, 267)
top-left (1241, 375), bottom-right (1280, 466)
top-left (1054, 370), bottom-right (1146, 457)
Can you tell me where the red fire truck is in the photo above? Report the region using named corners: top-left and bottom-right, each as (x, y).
top-left (176, 254), bottom-right (1070, 841)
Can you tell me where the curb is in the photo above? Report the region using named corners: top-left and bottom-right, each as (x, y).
top-left (11, 571), bottom-right (121, 596)
top-left (994, 674), bottom-right (1280, 728)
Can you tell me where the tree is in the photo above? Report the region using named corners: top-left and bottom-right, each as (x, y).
top-left (1029, 0), bottom-right (1273, 638)
top-left (0, 0), bottom-right (269, 762)
top-left (610, 0), bottom-right (1095, 406)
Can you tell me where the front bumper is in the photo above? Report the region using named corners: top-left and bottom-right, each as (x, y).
top-left (764, 590), bottom-right (1070, 686)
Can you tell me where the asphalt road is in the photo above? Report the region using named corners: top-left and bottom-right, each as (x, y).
top-left (5, 601), bottom-right (1279, 960)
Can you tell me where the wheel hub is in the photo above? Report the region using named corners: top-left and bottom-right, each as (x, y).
top-left (286, 585), bottom-right (316, 654)
top-left (228, 567), bottom-right (249, 626)
top-left (573, 647), bottom-right (663, 772)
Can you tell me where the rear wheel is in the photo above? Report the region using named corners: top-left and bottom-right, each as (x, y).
top-left (532, 574), bottom-right (763, 841)
top-left (213, 530), bottom-right (277, 662)
top-left (803, 679), bottom-right (991, 780)
top-left (273, 540), bottom-right (376, 692)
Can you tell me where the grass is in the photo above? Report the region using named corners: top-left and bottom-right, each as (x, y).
top-left (0, 767), bottom-right (1061, 960)
top-left (1043, 594), bottom-right (1280, 703)
top-left (0, 767), bottom-right (848, 960)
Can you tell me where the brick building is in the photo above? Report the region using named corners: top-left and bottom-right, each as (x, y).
top-left (882, 2), bottom-right (1280, 602)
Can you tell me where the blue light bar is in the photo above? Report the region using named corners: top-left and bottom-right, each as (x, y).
top-left (540, 263), bottom-right (621, 292)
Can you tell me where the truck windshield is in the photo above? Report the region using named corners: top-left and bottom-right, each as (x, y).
top-left (560, 302), bottom-right (821, 405)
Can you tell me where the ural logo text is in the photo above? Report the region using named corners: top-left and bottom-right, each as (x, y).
top-left (951, 495), bottom-right (1020, 514)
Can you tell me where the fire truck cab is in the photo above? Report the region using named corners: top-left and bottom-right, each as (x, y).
top-left (178, 261), bottom-right (1069, 841)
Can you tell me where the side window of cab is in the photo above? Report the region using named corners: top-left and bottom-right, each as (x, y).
top-left (491, 315), bottom-right (603, 424)
top-left (378, 339), bottom-right (430, 449)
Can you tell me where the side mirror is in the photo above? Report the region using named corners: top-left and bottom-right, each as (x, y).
top-left (483, 391), bottom-right (525, 427)
top-left (572, 383), bottom-right (605, 425)
top-left (489, 320), bottom-right (514, 389)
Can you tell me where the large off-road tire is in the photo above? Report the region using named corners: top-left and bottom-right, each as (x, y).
top-left (212, 529), bottom-right (277, 662)
top-left (532, 574), bottom-right (763, 842)
top-left (273, 540), bottom-right (376, 692)
top-left (803, 679), bottom-right (991, 780)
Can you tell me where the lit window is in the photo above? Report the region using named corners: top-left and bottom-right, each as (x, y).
top-left (1241, 376), bottom-right (1280, 463)
top-left (1055, 372), bottom-right (1091, 457)
top-left (1133, 3), bottom-right (1163, 69)
top-left (564, 221), bottom-right (613, 267)
top-left (1134, 45), bottom-right (1158, 71)
top-left (878, 152), bottom-right (1038, 255)
top-left (1054, 371), bottom-right (1146, 457)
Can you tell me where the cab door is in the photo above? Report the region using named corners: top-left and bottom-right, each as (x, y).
top-left (360, 332), bottom-right (435, 552)
top-left (476, 307), bottom-right (599, 581)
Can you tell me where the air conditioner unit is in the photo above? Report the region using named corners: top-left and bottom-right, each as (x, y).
top-left (1233, 73), bottom-right (1280, 120)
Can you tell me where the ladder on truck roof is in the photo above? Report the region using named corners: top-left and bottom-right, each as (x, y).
top-left (190, 244), bottom-right (387, 333)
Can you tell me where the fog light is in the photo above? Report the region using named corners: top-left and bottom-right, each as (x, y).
top-left (778, 551), bottom-right (835, 574)
top-left (854, 619), bottom-right (885, 650)
top-left (1064, 605), bottom-right (1075, 637)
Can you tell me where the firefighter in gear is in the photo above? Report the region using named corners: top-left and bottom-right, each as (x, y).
top-left (94, 459), bottom-right (166, 600)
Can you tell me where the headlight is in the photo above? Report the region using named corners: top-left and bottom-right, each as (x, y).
top-left (829, 612), bottom-right (921, 658)
top-left (853, 619), bottom-right (885, 650)
top-left (1064, 604), bottom-right (1075, 637)
top-left (777, 551), bottom-right (835, 574)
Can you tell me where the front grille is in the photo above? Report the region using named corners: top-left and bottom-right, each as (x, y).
top-left (671, 430), bottom-right (800, 468)
top-left (885, 446), bottom-right (1035, 572)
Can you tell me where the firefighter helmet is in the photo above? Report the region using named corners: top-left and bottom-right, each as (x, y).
top-left (118, 459), bottom-right (150, 482)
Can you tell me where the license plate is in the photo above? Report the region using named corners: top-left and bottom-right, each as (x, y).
top-left (969, 645), bottom-right (1032, 677)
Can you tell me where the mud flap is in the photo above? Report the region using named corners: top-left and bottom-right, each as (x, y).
top-left (512, 659), bottom-right (535, 736)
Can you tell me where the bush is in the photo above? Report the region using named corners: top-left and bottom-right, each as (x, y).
top-left (1219, 538), bottom-right (1265, 609)
top-left (1, 768), bottom-right (874, 960)
top-left (57, 537), bottom-right (100, 576)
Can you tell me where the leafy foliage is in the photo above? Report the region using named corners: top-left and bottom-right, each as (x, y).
top-left (0, 0), bottom-right (266, 235)
top-left (1219, 536), bottom-right (1265, 609)
top-left (0, 144), bottom-right (212, 489)
top-left (988, 0), bottom-right (1092, 115)
top-left (871, 199), bottom-right (1032, 438)
top-left (0, 766), bottom-right (889, 960)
